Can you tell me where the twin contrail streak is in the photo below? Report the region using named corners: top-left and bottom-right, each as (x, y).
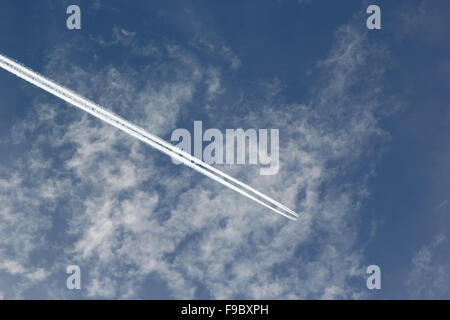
top-left (0, 53), bottom-right (298, 221)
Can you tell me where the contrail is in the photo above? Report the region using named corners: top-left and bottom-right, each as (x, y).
top-left (0, 53), bottom-right (298, 221)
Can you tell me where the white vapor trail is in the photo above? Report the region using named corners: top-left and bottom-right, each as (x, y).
top-left (0, 53), bottom-right (298, 220)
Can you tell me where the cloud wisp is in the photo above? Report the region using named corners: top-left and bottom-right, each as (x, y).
top-left (0, 54), bottom-right (298, 221)
top-left (0, 10), bottom-right (392, 298)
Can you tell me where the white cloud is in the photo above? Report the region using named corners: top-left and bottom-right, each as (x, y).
top-left (0, 260), bottom-right (27, 275)
top-left (26, 268), bottom-right (49, 282)
top-left (0, 19), bottom-right (390, 300)
top-left (406, 234), bottom-right (450, 299)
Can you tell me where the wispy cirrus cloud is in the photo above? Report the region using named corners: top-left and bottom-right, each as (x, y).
top-left (405, 234), bottom-right (450, 299)
top-left (0, 9), bottom-right (391, 299)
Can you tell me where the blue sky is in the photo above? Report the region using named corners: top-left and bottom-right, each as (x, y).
top-left (0, 0), bottom-right (449, 299)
